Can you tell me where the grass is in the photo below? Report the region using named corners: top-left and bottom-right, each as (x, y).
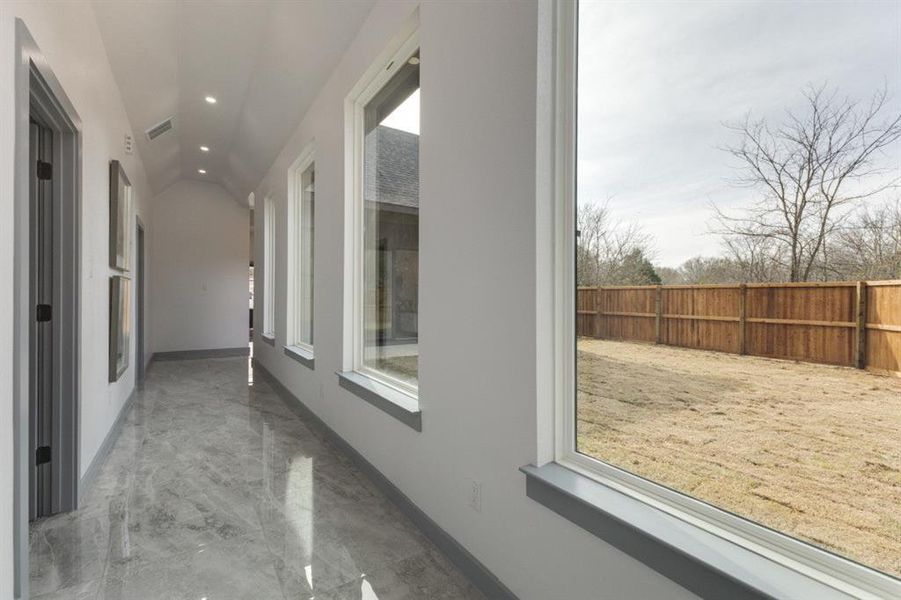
top-left (576, 338), bottom-right (901, 577)
top-left (371, 354), bottom-right (418, 388)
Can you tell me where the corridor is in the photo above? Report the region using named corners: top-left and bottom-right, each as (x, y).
top-left (29, 357), bottom-right (483, 600)
top-left (7, 1), bottom-right (898, 598)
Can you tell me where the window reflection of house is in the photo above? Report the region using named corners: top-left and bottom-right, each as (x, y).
top-left (363, 125), bottom-right (419, 345)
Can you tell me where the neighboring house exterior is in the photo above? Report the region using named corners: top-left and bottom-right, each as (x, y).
top-left (363, 125), bottom-right (420, 344)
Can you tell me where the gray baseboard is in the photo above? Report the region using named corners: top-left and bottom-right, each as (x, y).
top-left (79, 387), bottom-right (136, 503)
top-left (153, 346), bottom-right (250, 361)
top-left (252, 359), bottom-right (517, 600)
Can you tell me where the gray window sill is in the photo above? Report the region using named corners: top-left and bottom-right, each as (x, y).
top-left (336, 371), bottom-right (421, 432)
top-left (521, 462), bottom-right (854, 600)
top-left (260, 334), bottom-right (275, 346)
top-left (284, 345), bottom-right (314, 369)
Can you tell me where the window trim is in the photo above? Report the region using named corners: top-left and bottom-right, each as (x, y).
top-left (343, 18), bottom-right (421, 404)
top-left (262, 194), bottom-right (276, 340)
top-left (286, 142), bottom-right (315, 356)
top-left (539, 1), bottom-right (901, 598)
top-left (284, 344), bottom-right (314, 370)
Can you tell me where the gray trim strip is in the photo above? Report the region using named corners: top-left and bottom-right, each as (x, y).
top-left (79, 388), bottom-right (136, 503)
top-left (153, 347), bottom-right (250, 361)
top-left (337, 370), bottom-right (421, 432)
top-left (521, 463), bottom-right (851, 600)
top-left (284, 345), bottom-right (315, 370)
top-left (143, 352), bottom-right (156, 379)
top-left (254, 360), bottom-right (515, 599)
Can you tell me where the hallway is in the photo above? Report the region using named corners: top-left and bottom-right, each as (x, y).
top-left (29, 357), bottom-right (483, 600)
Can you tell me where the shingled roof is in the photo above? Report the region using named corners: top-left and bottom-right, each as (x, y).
top-left (364, 125), bottom-right (419, 211)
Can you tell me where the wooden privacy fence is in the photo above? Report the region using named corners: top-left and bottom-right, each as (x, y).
top-left (577, 280), bottom-right (901, 374)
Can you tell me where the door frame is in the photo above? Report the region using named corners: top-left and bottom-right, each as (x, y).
top-left (136, 217), bottom-right (146, 384)
top-left (13, 19), bottom-right (82, 599)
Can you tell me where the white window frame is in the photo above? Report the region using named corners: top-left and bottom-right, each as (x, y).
top-left (545, 2), bottom-right (899, 597)
top-left (262, 194), bottom-right (276, 340)
top-left (343, 18), bottom-right (420, 400)
top-left (287, 143), bottom-right (315, 354)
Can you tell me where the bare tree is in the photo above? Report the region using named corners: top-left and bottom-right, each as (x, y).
top-left (722, 235), bottom-right (788, 283)
top-left (656, 250), bottom-right (780, 286)
top-left (714, 85), bottom-right (901, 281)
top-left (831, 199), bottom-right (901, 279)
top-left (656, 266), bottom-right (685, 285)
top-left (678, 255), bottom-right (746, 284)
top-left (577, 201), bottom-right (655, 285)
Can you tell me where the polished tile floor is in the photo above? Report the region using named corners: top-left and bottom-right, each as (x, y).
top-left (29, 356), bottom-right (484, 600)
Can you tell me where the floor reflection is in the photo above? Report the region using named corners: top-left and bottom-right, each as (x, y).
top-left (28, 356), bottom-right (482, 599)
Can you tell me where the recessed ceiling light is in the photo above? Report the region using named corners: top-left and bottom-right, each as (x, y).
top-left (204, 96), bottom-right (217, 104)
top-left (200, 145), bottom-right (210, 152)
top-left (198, 169), bottom-right (207, 174)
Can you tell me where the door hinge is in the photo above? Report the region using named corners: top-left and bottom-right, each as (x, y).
top-left (35, 446), bottom-right (51, 465)
top-left (36, 160), bottom-right (52, 181)
top-left (36, 304), bottom-right (52, 322)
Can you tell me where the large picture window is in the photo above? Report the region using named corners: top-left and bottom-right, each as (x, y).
top-left (349, 31), bottom-right (420, 396)
top-left (288, 148), bottom-right (315, 353)
top-left (563, 0), bottom-right (901, 592)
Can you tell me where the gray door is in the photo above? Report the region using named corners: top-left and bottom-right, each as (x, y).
top-left (29, 116), bottom-right (54, 521)
top-left (136, 224), bottom-right (145, 383)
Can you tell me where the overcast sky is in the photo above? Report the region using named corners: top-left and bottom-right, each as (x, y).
top-left (382, 89), bottom-right (420, 134)
top-left (578, 0), bottom-right (901, 267)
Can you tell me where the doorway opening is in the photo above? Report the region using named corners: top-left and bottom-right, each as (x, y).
top-left (26, 72), bottom-right (81, 518)
top-left (28, 113), bottom-right (54, 520)
top-left (14, 20), bottom-right (83, 598)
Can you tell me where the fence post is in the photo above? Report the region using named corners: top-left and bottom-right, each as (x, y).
top-left (594, 287), bottom-right (601, 339)
top-left (654, 285), bottom-right (662, 344)
top-left (855, 281), bottom-right (867, 369)
top-left (738, 284), bottom-right (747, 355)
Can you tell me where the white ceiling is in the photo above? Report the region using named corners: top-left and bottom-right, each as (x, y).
top-left (92, 0), bottom-right (375, 205)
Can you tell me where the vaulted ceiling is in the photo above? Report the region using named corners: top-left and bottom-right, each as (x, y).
top-left (92, 0), bottom-right (375, 206)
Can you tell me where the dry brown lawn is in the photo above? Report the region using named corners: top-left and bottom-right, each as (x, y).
top-left (577, 338), bottom-right (901, 577)
top-left (373, 354), bottom-right (418, 388)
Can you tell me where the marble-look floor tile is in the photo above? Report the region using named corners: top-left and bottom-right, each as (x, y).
top-left (29, 516), bottom-right (109, 597)
top-left (98, 542), bottom-right (284, 600)
top-left (32, 578), bottom-right (99, 600)
top-left (315, 550), bottom-right (485, 600)
top-left (30, 355), bottom-right (485, 600)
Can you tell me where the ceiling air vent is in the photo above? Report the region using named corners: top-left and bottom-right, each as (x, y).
top-left (145, 117), bottom-right (174, 141)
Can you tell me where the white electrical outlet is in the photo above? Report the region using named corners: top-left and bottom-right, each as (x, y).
top-left (468, 480), bottom-right (482, 513)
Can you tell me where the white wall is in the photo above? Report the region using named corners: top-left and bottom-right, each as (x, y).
top-left (0, 7), bottom-right (16, 599)
top-left (252, 2), bottom-right (696, 598)
top-left (0, 2), bottom-right (153, 596)
top-left (150, 180), bottom-right (249, 353)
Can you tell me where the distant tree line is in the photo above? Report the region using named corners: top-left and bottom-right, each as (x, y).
top-left (576, 202), bottom-right (660, 285)
top-left (577, 85), bottom-right (901, 287)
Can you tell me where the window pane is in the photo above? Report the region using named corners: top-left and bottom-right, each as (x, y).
top-left (296, 164), bottom-right (314, 346)
top-left (576, 1), bottom-right (901, 577)
top-left (362, 50), bottom-right (420, 389)
top-left (263, 197), bottom-right (276, 337)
